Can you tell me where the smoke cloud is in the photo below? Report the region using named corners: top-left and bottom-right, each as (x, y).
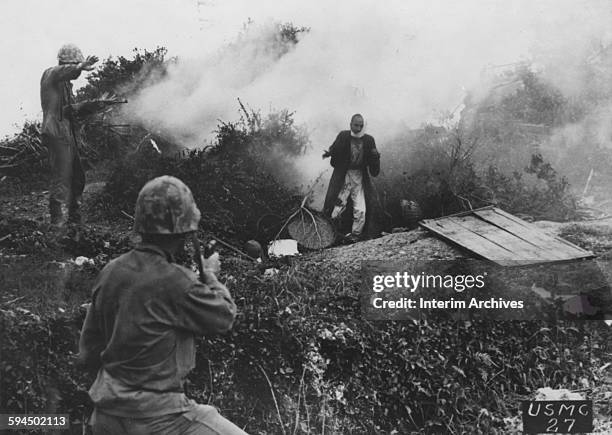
top-left (120, 0), bottom-right (612, 192)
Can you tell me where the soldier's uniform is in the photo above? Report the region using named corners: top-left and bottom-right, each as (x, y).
top-left (41, 44), bottom-right (87, 225)
top-left (78, 176), bottom-right (247, 435)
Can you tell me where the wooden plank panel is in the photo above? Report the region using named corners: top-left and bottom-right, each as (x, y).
top-left (473, 208), bottom-right (569, 255)
top-left (448, 216), bottom-right (561, 262)
top-left (453, 214), bottom-right (566, 260)
top-left (420, 218), bottom-right (519, 266)
top-left (474, 208), bottom-right (593, 260)
top-left (483, 208), bottom-right (580, 253)
top-left (491, 208), bottom-right (591, 252)
top-left (420, 207), bottom-right (594, 266)
top-left (439, 205), bottom-right (496, 219)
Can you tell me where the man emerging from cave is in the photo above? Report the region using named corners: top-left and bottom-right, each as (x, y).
top-left (40, 44), bottom-right (98, 226)
top-left (322, 113), bottom-right (381, 242)
top-left (78, 176), bottom-right (247, 435)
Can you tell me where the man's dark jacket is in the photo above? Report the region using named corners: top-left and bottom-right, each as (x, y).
top-left (323, 130), bottom-right (383, 238)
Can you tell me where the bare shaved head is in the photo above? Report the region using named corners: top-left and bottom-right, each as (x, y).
top-left (350, 113), bottom-right (364, 135)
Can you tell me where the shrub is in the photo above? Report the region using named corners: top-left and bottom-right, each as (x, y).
top-left (76, 47), bottom-right (172, 161)
top-left (378, 120), bottom-right (577, 225)
top-left (98, 145), bottom-right (300, 243)
top-left (2, 259), bottom-right (610, 434)
top-left (0, 120), bottom-right (48, 180)
top-left (214, 101), bottom-right (310, 187)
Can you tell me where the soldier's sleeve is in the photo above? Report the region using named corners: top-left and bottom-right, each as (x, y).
top-left (48, 65), bottom-right (82, 82)
top-left (174, 273), bottom-right (237, 335)
top-left (368, 138), bottom-right (381, 177)
top-left (77, 289), bottom-right (105, 373)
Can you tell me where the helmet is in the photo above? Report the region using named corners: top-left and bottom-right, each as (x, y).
top-left (57, 44), bottom-right (84, 64)
top-left (134, 176), bottom-right (201, 234)
top-left (244, 240), bottom-right (263, 259)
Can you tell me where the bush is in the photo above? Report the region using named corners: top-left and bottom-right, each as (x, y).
top-left (0, 309), bottom-right (90, 421)
top-left (378, 119), bottom-right (577, 226)
top-left (76, 47), bottom-right (172, 161)
top-left (98, 145), bottom-right (300, 244)
top-left (482, 153), bottom-right (577, 220)
top-left (76, 47), bottom-right (170, 101)
top-left (2, 259), bottom-right (610, 434)
top-left (214, 101), bottom-right (310, 187)
top-left (0, 120), bottom-right (49, 180)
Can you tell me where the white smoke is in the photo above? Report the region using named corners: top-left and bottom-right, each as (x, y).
top-left (120, 0), bottom-right (612, 190)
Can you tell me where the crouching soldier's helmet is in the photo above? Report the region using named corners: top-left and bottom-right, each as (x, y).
top-left (134, 176), bottom-right (201, 234)
top-left (57, 44), bottom-right (85, 65)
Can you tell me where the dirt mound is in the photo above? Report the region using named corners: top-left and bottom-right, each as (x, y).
top-left (314, 228), bottom-right (465, 268)
top-left (315, 217), bottom-right (612, 270)
top-left (534, 218), bottom-right (612, 257)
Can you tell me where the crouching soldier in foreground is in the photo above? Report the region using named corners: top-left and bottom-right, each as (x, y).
top-left (78, 175), bottom-right (247, 434)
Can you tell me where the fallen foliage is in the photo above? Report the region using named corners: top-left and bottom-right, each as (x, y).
top-left (0, 121), bottom-right (47, 177)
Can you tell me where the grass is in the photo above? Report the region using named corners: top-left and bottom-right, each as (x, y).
top-left (1, 175), bottom-right (612, 433)
top-left (0, 253), bottom-right (96, 317)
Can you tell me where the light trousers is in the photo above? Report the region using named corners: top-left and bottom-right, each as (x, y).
top-left (331, 169), bottom-right (366, 236)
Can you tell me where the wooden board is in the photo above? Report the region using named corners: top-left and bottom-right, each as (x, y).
top-left (474, 208), bottom-right (589, 258)
top-left (420, 207), bottom-right (594, 267)
top-left (449, 216), bottom-right (563, 262)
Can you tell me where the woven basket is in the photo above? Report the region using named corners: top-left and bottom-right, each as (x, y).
top-left (287, 210), bottom-right (336, 249)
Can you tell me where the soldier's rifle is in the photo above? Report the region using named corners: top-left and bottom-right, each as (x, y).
top-left (65, 94), bottom-right (128, 120)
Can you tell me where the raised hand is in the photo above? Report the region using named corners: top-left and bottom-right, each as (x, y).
top-left (201, 252), bottom-right (221, 274)
top-left (82, 55), bottom-right (99, 71)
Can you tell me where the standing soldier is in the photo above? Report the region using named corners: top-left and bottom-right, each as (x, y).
top-left (78, 176), bottom-right (247, 434)
top-left (322, 114), bottom-right (381, 242)
top-left (41, 44), bottom-right (98, 226)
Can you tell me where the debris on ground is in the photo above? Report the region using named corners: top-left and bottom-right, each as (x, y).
top-left (535, 387), bottom-right (585, 401)
top-left (316, 227), bottom-right (465, 268)
top-left (72, 256), bottom-right (95, 267)
top-left (0, 121), bottom-right (46, 174)
top-left (263, 268), bottom-right (280, 278)
top-left (268, 239), bottom-right (299, 258)
top-left (244, 240), bottom-right (263, 260)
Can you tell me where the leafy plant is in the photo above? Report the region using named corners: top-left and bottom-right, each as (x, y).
top-left (97, 144), bottom-right (300, 244)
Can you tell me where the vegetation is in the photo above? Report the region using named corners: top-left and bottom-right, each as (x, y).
top-left (379, 68), bottom-right (583, 224)
top-left (2, 28), bottom-right (612, 435)
top-left (2, 251), bottom-right (611, 433)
